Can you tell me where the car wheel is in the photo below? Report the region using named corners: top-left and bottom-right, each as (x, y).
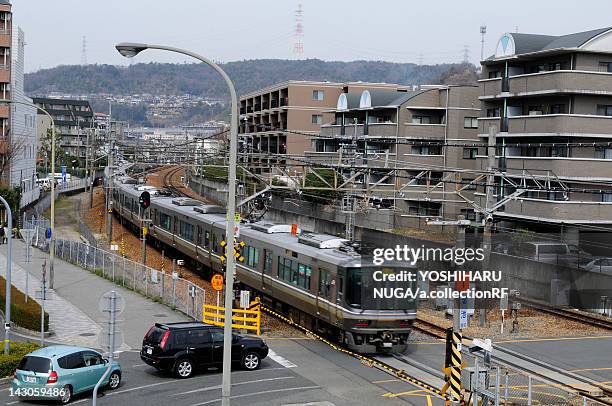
top-left (108, 371), bottom-right (121, 390)
top-left (59, 385), bottom-right (72, 404)
top-left (174, 358), bottom-right (194, 378)
top-left (242, 352), bottom-right (261, 370)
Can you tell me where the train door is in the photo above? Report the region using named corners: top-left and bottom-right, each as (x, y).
top-left (261, 249), bottom-right (273, 293)
top-left (335, 270), bottom-right (345, 322)
top-left (316, 267), bottom-right (333, 323)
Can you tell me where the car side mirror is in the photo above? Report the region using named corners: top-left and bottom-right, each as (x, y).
top-left (103, 358), bottom-right (109, 364)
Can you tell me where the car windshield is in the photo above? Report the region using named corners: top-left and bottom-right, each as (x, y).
top-left (18, 356), bottom-right (51, 373)
top-left (347, 267), bottom-right (416, 311)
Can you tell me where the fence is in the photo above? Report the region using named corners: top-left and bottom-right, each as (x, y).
top-left (23, 218), bottom-right (210, 322)
top-left (462, 351), bottom-right (609, 406)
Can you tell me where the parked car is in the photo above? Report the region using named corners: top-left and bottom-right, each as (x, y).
top-left (140, 322), bottom-right (269, 378)
top-left (12, 345), bottom-right (121, 404)
top-left (579, 257), bottom-right (612, 274)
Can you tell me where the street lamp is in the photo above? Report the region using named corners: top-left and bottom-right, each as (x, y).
top-left (0, 99), bottom-right (57, 290)
top-left (115, 43), bottom-right (239, 406)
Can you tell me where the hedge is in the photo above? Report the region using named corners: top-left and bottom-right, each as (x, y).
top-left (0, 275), bottom-right (49, 332)
top-left (0, 341), bottom-right (41, 377)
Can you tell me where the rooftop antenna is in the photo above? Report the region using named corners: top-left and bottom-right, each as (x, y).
top-left (81, 36), bottom-right (88, 65)
top-left (293, 4), bottom-right (304, 59)
top-left (480, 25), bottom-right (487, 61)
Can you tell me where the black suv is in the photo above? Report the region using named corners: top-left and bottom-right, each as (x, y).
top-left (140, 322), bottom-right (269, 378)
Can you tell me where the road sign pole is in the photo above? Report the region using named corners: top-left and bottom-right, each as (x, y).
top-left (93, 291), bottom-right (116, 406)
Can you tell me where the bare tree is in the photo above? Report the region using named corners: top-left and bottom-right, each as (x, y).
top-left (0, 135), bottom-right (26, 186)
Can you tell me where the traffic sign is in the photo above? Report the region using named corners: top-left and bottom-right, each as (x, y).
top-left (459, 308), bottom-right (468, 329)
top-left (45, 227), bottom-right (52, 239)
top-left (98, 291), bottom-right (126, 315)
top-left (240, 290), bottom-right (250, 309)
top-left (211, 273), bottom-right (224, 291)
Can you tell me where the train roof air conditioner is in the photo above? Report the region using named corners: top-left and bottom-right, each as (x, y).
top-left (172, 197), bottom-right (202, 206)
top-left (193, 205), bottom-right (226, 214)
top-left (250, 222), bottom-right (299, 234)
top-left (298, 233), bottom-right (348, 249)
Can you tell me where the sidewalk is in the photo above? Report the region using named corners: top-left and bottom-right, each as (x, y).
top-left (0, 238), bottom-right (189, 349)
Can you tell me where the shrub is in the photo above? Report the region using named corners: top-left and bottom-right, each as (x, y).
top-left (0, 341), bottom-right (41, 377)
top-left (0, 276), bottom-right (49, 332)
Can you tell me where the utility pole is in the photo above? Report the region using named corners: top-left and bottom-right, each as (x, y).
top-left (89, 127), bottom-right (97, 209)
top-left (106, 138), bottom-right (114, 243)
top-left (480, 124), bottom-right (497, 327)
top-left (342, 118), bottom-right (357, 241)
top-left (85, 126), bottom-right (90, 194)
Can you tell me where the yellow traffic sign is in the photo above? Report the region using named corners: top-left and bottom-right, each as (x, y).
top-left (211, 273), bottom-right (224, 291)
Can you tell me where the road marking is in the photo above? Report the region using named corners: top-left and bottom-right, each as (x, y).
top-left (267, 349), bottom-right (297, 368)
top-left (426, 395), bottom-right (433, 406)
top-left (372, 378), bottom-right (401, 384)
top-left (383, 389), bottom-right (427, 398)
top-left (264, 337), bottom-right (314, 341)
top-left (570, 367), bottom-right (612, 373)
top-left (131, 363), bottom-right (147, 368)
top-left (171, 376), bottom-right (296, 396)
top-left (188, 385), bottom-right (320, 406)
top-left (496, 335), bottom-right (612, 344)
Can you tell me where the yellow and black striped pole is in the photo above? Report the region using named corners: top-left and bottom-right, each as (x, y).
top-left (449, 330), bottom-right (463, 403)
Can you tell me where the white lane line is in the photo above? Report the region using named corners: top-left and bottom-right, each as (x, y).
top-left (267, 349), bottom-right (297, 368)
top-left (131, 363), bottom-right (147, 368)
top-left (172, 376), bottom-right (295, 396)
top-left (6, 401), bottom-right (18, 405)
top-left (188, 385), bottom-right (320, 406)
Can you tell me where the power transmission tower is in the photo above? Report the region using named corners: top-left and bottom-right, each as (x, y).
top-left (81, 36), bottom-right (88, 65)
top-left (462, 45), bottom-right (470, 63)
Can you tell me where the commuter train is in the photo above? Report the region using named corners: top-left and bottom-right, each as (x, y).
top-left (112, 177), bottom-right (417, 353)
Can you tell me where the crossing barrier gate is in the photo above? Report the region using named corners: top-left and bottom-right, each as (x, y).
top-left (202, 297), bottom-right (261, 335)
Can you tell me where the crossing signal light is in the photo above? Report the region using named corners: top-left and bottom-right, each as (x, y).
top-left (139, 191), bottom-right (151, 209)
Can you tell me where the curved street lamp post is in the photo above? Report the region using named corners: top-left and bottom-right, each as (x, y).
top-left (115, 43), bottom-right (239, 406)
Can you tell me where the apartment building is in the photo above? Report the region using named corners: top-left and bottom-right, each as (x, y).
top-left (0, 0), bottom-right (11, 185)
top-left (478, 27), bottom-right (612, 232)
top-left (10, 26), bottom-right (38, 207)
top-left (309, 84), bottom-right (481, 228)
top-left (238, 80), bottom-right (402, 172)
top-left (33, 97), bottom-right (94, 161)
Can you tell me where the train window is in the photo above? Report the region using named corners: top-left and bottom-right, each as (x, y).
top-left (159, 213), bottom-right (172, 231)
top-left (212, 233), bottom-right (218, 253)
top-left (204, 231), bottom-right (210, 248)
top-left (245, 246), bottom-right (259, 268)
top-left (179, 221), bottom-right (194, 241)
top-left (337, 275), bottom-right (344, 303)
top-left (278, 257), bottom-right (311, 290)
top-left (318, 270), bottom-right (331, 299)
top-left (196, 226), bottom-right (202, 245)
top-left (263, 250), bottom-right (272, 274)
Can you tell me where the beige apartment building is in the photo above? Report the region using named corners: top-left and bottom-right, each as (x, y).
top-left (308, 84), bottom-right (481, 228)
top-left (238, 80), bottom-right (404, 172)
top-left (0, 0), bottom-right (10, 185)
top-left (478, 27), bottom-right (612, 229)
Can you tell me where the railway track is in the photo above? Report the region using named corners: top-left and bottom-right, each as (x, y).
top-left (520, 297), bottom-right (612, 331)
top-left (162, 166), bottom-right (186, 197)
top-left (412, 317), bottom-right (448, 339)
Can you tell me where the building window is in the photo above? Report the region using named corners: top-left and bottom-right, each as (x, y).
top-left (488, 71), bottom-right (501, 79)
top-left (411, 145), bottom-right (442, 155)
top-left (548, 62), bottom-right (562, 71)
top-left (601, 192), bottom-right (612, 202)
top-left (463, 117), bottom-right (478, 129)
top-left (550, 104), bottom-right (565, 114)
top-left (411, 116), bottom-right (431, 124)
top-left (312, 90), bottom-right (324, 101)
top-left (595, 147), bottom-right (612, 159)
top-left (596, 105), bottom-right (612, 116)
top-left (311, 114), bottom-right (323, 125)
top-left (486, 108), bottom-right (500, 117)
top-left (460, 209), bottom-right (477, 221)
top-left (528, 105), bottom-right (543, 115)
top-left (599, 62), bottom-right (612, 73)
top-left (463, 148), bottom-right (478, 159)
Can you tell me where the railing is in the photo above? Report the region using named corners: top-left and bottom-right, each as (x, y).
top-left (203, 301), bottom-right (261, 335)
top-left (24, 219), bottom-right (210, 322)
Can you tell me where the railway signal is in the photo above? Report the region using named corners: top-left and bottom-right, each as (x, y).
top-left (139, 191), bottom-right (151, 209)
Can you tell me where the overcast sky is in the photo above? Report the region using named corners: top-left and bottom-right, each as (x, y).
top-left (14, 0), bottom-right (612, 73)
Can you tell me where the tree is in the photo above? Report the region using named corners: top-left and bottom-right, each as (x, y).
top-left (38, 128), bottom-right (61, 175)
top-left (0, 136), bottom-right (26, 185)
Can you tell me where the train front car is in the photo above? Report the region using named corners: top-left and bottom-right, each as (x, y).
top-left (339, 258), bottom-right (417, 354)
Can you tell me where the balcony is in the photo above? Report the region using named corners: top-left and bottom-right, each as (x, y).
top-left (503, 156), bottom-right (612, 180)
top-left (508, 114), bottom-right (612, 136)
top-left (321, 123), bottom-right (397, 138)
top-left (280, 97), bottom-right (288, 107)
top-left (270, 100), bottom-right (278, 109)
top-left (0, 33), bottom-right (9, 48)
top-left (401, 154), bottom-right (445, 167)
top-left (500, 198), bottom-right (612, 223)
top-left (403, 123), bottom-right (446, 139)
top-left (509, 70), bottom-right (612, 96)
top-left (478, 77), bottom-right (502, 99)
top-left (254, 103), bottom-right (261, 111)
top-left (0, 104), bottom-right (8, 118)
